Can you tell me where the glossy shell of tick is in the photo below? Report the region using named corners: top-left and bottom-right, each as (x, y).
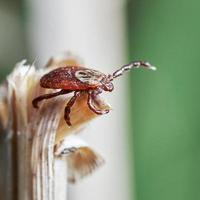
top-left (40, 66), bottom-right (106, 90)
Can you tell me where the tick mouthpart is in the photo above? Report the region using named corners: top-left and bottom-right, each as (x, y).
top-left (100, 77), bottom-right (114, 91)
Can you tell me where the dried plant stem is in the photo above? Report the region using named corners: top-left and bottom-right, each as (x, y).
top-left (0, 56), bottom-right (107, 200)
top-left (31, 100), bottom-right (66, 200)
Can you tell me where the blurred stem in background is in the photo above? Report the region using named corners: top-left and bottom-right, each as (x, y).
top-left (1, 0), bottom-right (132, 200)
top-left (128, 0), bottom-right (200, 200)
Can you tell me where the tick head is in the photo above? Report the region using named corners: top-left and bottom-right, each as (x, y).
top-left (101, 76), bottom-right (114, 92)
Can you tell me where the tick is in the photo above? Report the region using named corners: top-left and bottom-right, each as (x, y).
top-left (32, 61), bottom-right (156, 126)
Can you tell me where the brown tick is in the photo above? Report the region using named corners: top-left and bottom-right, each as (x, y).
top-left (32, 61), bottom-right (156, 126)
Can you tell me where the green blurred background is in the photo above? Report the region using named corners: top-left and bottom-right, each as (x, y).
top-left (128, 0), bottom-right (200, 200)
top-left (1, 0), bottom-right (200, 200)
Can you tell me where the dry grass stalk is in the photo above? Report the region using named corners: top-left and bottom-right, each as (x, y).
top-left (0, 53), bottom-right (110, 200)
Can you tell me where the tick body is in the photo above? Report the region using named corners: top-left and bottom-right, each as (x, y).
top-left (40, 66), bottom-right (108, 91)
top-left (32, 61), bottom-right (156, 126)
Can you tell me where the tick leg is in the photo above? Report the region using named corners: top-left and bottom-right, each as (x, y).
top-left (64, 91), bottom-right (81, 126)
top-left (87, 90), bottom-right (110, 115)
top-left (112, 60), bottom-right (156, 79)
top-left (32, 89), bottom-right (72, 108)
